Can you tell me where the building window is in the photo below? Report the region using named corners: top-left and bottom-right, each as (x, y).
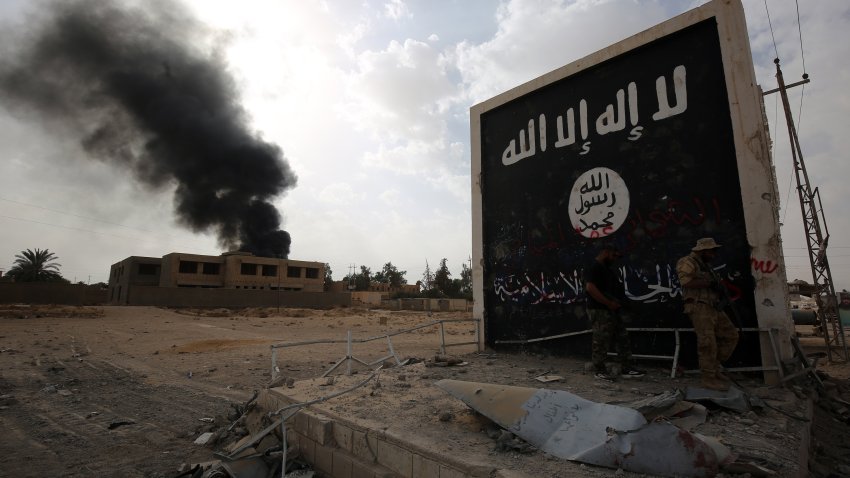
top-left (305, 267), bottom-right (319, 279)
top-left (202, 263), bottom-right (220, 275)
top-left (262, 265), bottom-right (277, 277)
top-left (138, 263), bottom-right (158, 275)
top-left (241, 263), bottom-right (258, 275)
top-left (179, 261), bottom-right (198, 274)
top-left (287, 266), bottom-right (302, 278)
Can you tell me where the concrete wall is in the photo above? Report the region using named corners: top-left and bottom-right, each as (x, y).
top-left (0, 283), bottom-right (108, 305)
top-left (381, 298), bottom-right (471, 312)
top-left (351, 291), bottom-right (385, 306)
top-left (329, 280), bottom-right (420, 294)
top-left (123, 285), bottom-right (350, 308)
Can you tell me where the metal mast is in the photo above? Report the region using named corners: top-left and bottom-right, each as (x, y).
top-left (769, 59), bottom-right (848, 362)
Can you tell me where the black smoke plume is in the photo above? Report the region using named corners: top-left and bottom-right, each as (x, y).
top-left (0, 0), bottom-right (296, 258)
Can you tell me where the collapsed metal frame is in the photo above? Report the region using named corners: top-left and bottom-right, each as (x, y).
top-left (218, 370), bottom-right (380, 478)
top-left (767, 59), bottom-right (848, 362)
top-left (269, 318), bottom-right (481, 382)
top-left (495, 327), bottom-right (787, 380)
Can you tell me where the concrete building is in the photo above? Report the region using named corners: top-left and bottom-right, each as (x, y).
top-left (108, 252), bottom-right (333, 307)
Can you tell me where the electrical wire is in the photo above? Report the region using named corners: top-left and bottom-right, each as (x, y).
top-left (794, 0), bottom-right (807, 133)
top-left (795, 0), bottom-right (807, 74)
top-left (763, 0), bottom-right (780, 60)
top-left (764, 0), bottom-right (795, 226)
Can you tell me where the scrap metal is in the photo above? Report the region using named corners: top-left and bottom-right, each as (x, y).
top-left (437, 380), bottom-right (733, 477)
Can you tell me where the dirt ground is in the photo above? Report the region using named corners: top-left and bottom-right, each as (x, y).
top-left (0, 305), bottom-right (848, 477)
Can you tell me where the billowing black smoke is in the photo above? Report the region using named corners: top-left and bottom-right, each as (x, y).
top-left (0, 0), bottom-right (296, 258)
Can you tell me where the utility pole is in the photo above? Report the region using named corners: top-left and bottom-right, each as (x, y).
top-left (767, 59), bottom-right (848, 362)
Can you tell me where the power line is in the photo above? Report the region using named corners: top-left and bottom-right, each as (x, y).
top-left (793, 0), bottom-right (807, 133)
top-left (762, 0), bottom-right (780, 60)
top-left (795, 0), bottom-right (807, 74)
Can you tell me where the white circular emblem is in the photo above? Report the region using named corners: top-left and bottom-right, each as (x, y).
top-left (568, 167), bottom-right (630, 239)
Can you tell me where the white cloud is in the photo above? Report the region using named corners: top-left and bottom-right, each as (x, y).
top-left (383, 0), bottom-right (412, 21)
top-left (318, 182), bottom-right (365, 205)
top-left (451, 0), bottom-right (670, 104)
top-left (379, 188), bottom-right (401, 205)
top-left (344, 39), bottom-right (455, 142)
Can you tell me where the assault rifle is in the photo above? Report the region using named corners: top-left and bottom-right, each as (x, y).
top-left (699, 257), bottom-right (743, 332)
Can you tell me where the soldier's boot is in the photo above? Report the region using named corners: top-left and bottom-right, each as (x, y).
top-left (700, 361), bottom-right (729, 391)
top-left (701, 374), bottom-right (730, 391)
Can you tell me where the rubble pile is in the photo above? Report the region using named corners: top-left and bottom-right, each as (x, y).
top-left (808, 371), bottom-right (850, 477)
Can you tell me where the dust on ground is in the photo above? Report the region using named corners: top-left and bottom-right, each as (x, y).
top-left (0, 305), bottom-right (847, 477)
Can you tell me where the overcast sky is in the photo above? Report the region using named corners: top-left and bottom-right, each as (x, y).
top-left (0, 0), bottom-right (847, 290)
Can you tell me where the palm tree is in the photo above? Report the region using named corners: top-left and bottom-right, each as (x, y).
top-left (6, 248), bottom-right (65, 282)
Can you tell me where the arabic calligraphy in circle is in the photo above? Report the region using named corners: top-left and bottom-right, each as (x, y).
top-left (568, 167), bottom-right (630, 239)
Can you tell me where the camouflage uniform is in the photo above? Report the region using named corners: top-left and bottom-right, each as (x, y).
top-left (586, 257), bottom-right (632, 372)
top-left (589, 308), bottom-right (631, 371)
top-left (676, 252), bottom-right (739, 378)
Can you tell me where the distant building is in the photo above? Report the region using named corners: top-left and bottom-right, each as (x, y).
top-left (108, 251), bottom-right (327, 306)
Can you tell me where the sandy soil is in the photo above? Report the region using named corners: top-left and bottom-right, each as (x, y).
top-left (0, 305), bottom-right (847, 477)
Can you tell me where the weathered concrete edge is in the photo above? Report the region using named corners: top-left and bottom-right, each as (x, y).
top-left (262, 387), bottom-right (497, 478)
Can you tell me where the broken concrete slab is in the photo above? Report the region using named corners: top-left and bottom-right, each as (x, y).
top-left (219, 456), bottom-right (270, 478)
top-left (619, 389), bottom-right (708, 430)
top-left (194, 432), bottom-right (214, 446)
top-left (685, 385), bottom-right (750, 413)
top-left (620, 389), bottom-right (683, 418)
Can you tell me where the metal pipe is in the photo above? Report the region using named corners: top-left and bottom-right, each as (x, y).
top-left (608, 352), bottom-right (674, 360)
top-left (442, 340), bottom-right (479, 348)
top-left (386, 336), bottom-right (400, 365)
top-left (495, 329), bottom-right (592, 344)
top-left (280, 419), bottom-right (287, 478)
top-left (439, 322), bottom-right (447, 355)
top-left (270, 318), bottom-right (479, 349)
top-left (346, 330), bottom-right (352, 376)
top-left (671, 330), bottom-right (681, 378)
top-left (271, 346), bottom-right (278, 383)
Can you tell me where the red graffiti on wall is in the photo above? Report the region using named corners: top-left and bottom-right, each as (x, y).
top-left (574, 225), bottom-right (615, 238)
top-left (626, 197), bottom-right (722, 247)
top-left (751, 257), bottom-right (779, 274)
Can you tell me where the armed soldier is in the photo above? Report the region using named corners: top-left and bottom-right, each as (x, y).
top-left (585, 244), bottom-right (645, 381)
top-left (676, 238), bottom-right (739, 391)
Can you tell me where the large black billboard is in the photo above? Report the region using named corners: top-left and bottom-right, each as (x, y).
top-left (478, 19), bottom-right (760, 366)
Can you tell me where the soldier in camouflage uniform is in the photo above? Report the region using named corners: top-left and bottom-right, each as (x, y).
top-left (676, 237), bottom-right (739, 391)
top-left (585, 244), bottom-right (645, 380)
